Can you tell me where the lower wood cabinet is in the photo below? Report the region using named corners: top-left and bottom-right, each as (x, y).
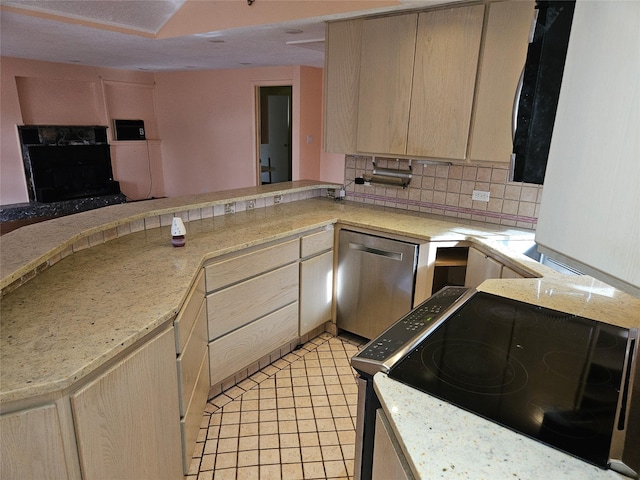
top-left (70, 327), bottom-right (182, 480)
top-left (372, 409), bottom-right (413, 480)
top-left (299, 250), bottom-right (333, 335)
top-left (465, 247), bottom-right (526, 288)
top-left (209, 302), bottom-right (299, 386)
top-left (0, 404), bottom-right (70, 480)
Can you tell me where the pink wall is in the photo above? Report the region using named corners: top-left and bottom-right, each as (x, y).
top-left (0, 57), bottom-right (161, 204)
top-left (0, 57), bottom-right (345, 205)
top-left (153, 65), bottom-right (339, 197)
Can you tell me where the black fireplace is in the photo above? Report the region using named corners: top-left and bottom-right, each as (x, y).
top-left (18, 125), bottom-right (121, 203)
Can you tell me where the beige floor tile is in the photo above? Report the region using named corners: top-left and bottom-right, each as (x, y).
top-left (191, 334), bottom-right (366, 480)
top-left (279, 432), bottom-right (301, 448)
top-left (279, 419), bottom-right (298, 434)
top-left (260, 448), bottom-right (281, 465)
top-left (318, 431), bottom-right (340, 446)
top-left (281, 462), bottom-right (304, 480)
top-left (260, 420), bottom-right (278, 435)
top-left (324, 460), bottom-right (348, 478)
top-left (214, 451), bottom-right (237, 469)
top-left (237, 465), bottom-right (260, 480)
top-left (302, 461), bottom-right (326, 479)
top-left (260, 463), bottom-right (282, 480)
top-left (299, 431), bottom-right (320, 447)
top-left (321, 445), bottom-right (343, 461)
top-left (217, 437), bottom-right (238, 454)
top-left (199, 453), bottom-right (215, 471)
top-left (301, 445), bottom-right (323, 462)
top-left (238, 435), bottom-right (259, 451)
top-left (237, 449), bottom-right (258, 467)
top-left (280, 447), bottom-right (302, 464)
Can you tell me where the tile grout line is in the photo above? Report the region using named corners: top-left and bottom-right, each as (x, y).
top-left (187, 332), bottom-right (364, 480)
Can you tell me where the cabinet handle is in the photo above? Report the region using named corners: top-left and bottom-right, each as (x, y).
top-left (349, 242), bottom-right (403, 261)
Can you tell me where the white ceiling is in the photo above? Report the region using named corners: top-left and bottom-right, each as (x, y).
top-left (0, 0), bottom-right (451, 72)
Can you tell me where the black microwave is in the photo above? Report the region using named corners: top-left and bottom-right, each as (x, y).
top-left (113, 119), bottom-right (146, 141)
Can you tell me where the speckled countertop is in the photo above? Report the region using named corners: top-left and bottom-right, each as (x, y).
top-left (374, 371), bottom-right (629, 479)
top-left (373, 276), bottom-right (639, 479)
top-left (1, 182), bottom-right (638, 413)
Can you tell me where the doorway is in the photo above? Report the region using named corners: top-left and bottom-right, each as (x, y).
top-left (257, 86), bottom-right (292, 185)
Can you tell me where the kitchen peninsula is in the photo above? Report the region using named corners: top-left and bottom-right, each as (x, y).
top-left (2, 181), bottom-right (639, 479)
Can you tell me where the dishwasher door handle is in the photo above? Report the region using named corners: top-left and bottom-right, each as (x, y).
top-left (349, 242), bottom-right (403, 261)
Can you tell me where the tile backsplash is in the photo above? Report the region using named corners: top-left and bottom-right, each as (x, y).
top-left (344, 155), bottom-right (543, 230)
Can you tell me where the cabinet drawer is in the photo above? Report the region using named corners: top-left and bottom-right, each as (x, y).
top-left (209, 302), bottom-right (298, 386)
top-left (300, 228), bottom-right (334, 258)
top-left (207, 263), bottom-right (298, 341)
top-left (174, 270), bottom-right (205, 354)
top-left (176, 300), bottom-right (208, 416)
top-left (205, 239), bottom-right (299, 292)
top-left (180, 353), bottom-right (209, 475)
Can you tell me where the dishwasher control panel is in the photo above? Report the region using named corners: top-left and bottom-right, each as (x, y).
top-left (351, 286), bottom-right (473, 376)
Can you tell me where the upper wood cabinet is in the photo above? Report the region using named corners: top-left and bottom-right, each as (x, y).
top-left (357, 5), bottom-right (484, 159)
top-left (324, 0), bottom-right (536, 165)
top-left (356, 14), bottom-right (418, 155)
top-left (407, 5), bottom-right (484, 159)
top-left (324, 19), bottom-right (363, 154)
top-left (467, 0), bottom-right (535, 163)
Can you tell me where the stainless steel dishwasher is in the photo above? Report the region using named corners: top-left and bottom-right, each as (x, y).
top-left (336, 229), bottom-right (419, 340)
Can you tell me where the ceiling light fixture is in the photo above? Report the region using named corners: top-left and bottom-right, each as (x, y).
top-left (247, 0), bottom-right (255, 5)
top-left (285, 29), bottom-right (303, 35)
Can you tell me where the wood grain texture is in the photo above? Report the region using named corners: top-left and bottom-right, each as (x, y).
top-left (209, 302), bottom-right (299, 386)
top-left (468, 0), bottom-right (534, 163)
top-left (407, 5), bottom-right (484, 159)
top-left (207, 262), bottom-right (299, 340)
top-left (300, 250), bottom-right (333, 335)
top-left (204, 238), bottom-right (298, 292)
top-left (300, 228), bottom-right (334, 258)
top-left (0, 404), bottom-right (69, 480)
top-left (71, 328), bottom-right (182, 480)
top-left (357, 14), bottom-right (418, 155)
top-left (324, 20), bottom-right (363, 154)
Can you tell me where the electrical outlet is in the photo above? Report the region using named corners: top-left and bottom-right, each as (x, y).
top-left (472, 190), bottom-right (490, 202)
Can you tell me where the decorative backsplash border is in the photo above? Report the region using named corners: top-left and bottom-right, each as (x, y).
top-left (344, 155), bottom-right (543, 230)
top-left (1, 188), bottom-right (326, 297)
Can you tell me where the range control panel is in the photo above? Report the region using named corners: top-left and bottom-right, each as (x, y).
top-left (351, 286), bottom-right (472, 376)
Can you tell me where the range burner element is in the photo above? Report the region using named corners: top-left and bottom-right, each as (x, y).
top-left (421, 339), bottom-right (528, 395)
top-left (388, 291), bottom-right (633, 470)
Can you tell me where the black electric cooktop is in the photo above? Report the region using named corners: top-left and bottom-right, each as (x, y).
top-left (388, 291), bottom-right (633, 469)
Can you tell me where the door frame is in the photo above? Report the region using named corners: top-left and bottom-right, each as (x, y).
top-left (254, 84), bottom-right (293, 186)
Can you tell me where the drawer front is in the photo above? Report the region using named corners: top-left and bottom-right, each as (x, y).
top-left (300, 228), bottom-right (334, 258)
top-left (174, 269), bottom-right (205, 354)
top-left (209, 302), bottom-right (298, 386)
top-left (176, 300), bottom-right (208, 416)
top-left (180, 353), bottom-right (209, 474)
top-left (207, 263), bottom-right (298, 341)
top-left (205, 239), bottom-right (299, 292)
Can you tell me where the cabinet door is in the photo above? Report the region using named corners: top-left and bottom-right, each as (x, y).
top-left (465, 247), bottom-right (503, 288)
top-left (501, 265), bottom-right (524, 279)
top-left (407, 5), bottom-right (484, 159)
top-left (71, 328), bottom-right (182, 480)
top-left (468, 1), bottom-right (534, 163)
top-left (372, 409), bottom-right (412, 480)
top-left (300, 250), bottom-right (334, 335)
top-left (324, 19), bottom-right (362, 154)
top-left (1, 404), bottom-right (70, 480)
top-left (356, 14), bottom-right (418, 155)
